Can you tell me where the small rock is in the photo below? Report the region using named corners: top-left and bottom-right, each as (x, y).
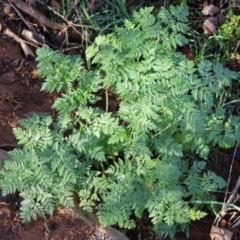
top-left (54, 34), bottom-right (65, 48)
top-left (30, 92), bottom-right (43, 105)
top-left (56, 203), bottom-right (129, 240)
top-left (202, 4), bottom-right (220, 16)
top-left (0, 72), bottom-right (15, 83)
top-left (33, 84), bottom-right (41, 90)
top-left (95, 226), bottom-right (129, 240)
top-left (210, 225), bottom-right (232, 240)
top-left (203, 17), bottom-right (218, 35)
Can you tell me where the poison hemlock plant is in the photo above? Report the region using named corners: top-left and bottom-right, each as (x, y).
top-left (1, 5), bottom-right (240, 239)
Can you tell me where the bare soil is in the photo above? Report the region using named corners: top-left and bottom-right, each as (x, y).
top-left (0, 38), bottom-right (96, 239)
top-left (0, 195), bottom-right (94, 240)
top-left (0, 38), bottom-right (56, 147)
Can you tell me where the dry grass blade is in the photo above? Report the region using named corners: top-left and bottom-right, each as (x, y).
top-left (3, 28), bottom-right (35, 58)
top-left (7, 0), bottom-right (34, 31)
top-left (212, 143), bottom-right (240, 234)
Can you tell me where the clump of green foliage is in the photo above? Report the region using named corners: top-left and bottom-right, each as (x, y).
top-left (208, 10), bottom-right (240, 57)
top-left (1, 5), bottom-right (240, 239)
top-left (53, 0), bottom-right (134, 38)
top-left (219, 11), bottom-right (240, 55)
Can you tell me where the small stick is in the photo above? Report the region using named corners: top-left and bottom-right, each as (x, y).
top-left (223, 143), bottom-right (240, 207)
top-left (105, 88), bottom-right (109, 112)
top-left (3, 28), bottom-right (35, 58)
top-left (233, 40), bottom-right (240, 56)
top-left (8, 0), bottom-right (34, 31)
top-left (36, 0), bottom-right (92, 32)
top-left (213, 143), bottom-right (240, 227)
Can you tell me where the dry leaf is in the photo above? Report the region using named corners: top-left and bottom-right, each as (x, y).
top-left (203, 17), bottom-right (218, 34)
top-left (202, 4), bottom-right (220, 16)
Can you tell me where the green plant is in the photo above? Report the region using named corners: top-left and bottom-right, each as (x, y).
top-left (207, 10), bottom-right (240, 57)
top-left (78, 0), bottom-right (131, 30)
top-left (43, 0), bottom-right (138, 46)
top-left (220, 11), bottom-right (240, 53)
top-left (1, 5), bottom-right (240, 239)
top-left (52, 0), bottom-right (137, 39)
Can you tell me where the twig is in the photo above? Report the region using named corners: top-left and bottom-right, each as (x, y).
top-left (233, 40), bottom-right (240, 56)
top-left (213, 143), bottom-right (240, 227)
top-left (224, 143), bottom-right (240, 207)
top-left (105, 88), bottom-right (108, 112)
top-left (72, 0), bottom-right (100, 29)
top-left (7, 93), bottom-right (27, 105)
top-left (72, 4), bottom-right (86, 45)
top-left (17, 59), bottom-right (25, 72)
top-left (10, 0), bottom-right (64, 30)
top-left (61, 45), bottom-right (81, 53)
top-left (8, 0), bottom-right (34, 31)
top-left (36, 0), bottom-right (94, 31)
top-left (3, 27), bottom-right (35, 58)
top-left (229, 214), bottom-right (240, 229)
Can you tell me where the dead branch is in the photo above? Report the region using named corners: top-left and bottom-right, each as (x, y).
top-left (3, 27), bottom-right (35, 58)
top-left (9, 0), bottom-right (82, 40)
top-left (7, 0), bottom-right (34, 31)
top-left (10, 0), bottom-right (64, 30)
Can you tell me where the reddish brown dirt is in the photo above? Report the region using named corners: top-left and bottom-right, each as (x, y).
top-left (0, 38), bottom-right (56, 147)
top-left (0, 195), bottom-right (94, 240)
